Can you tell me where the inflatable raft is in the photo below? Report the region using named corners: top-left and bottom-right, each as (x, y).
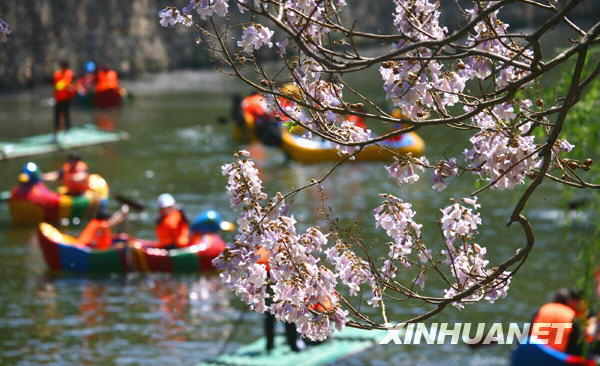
top-left (37, 222), bottom-right (226, 273)
top-left (93, 88), bottom-right (124, 108)
top-left (512, 338), bottom-right (597, 366)
top-left (281, 131), bottom-right (425, 163)
top-left (9, 174), bottom-right (109, 224)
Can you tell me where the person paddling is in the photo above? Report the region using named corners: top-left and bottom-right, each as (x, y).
top-left (42, 152), bottom-right (90, 196)
top-left (78, 206), bottom-right (129, 250)
top-left (155, 193), bottom-right (190, 250)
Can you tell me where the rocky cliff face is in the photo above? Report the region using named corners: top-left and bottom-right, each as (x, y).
top-left (0, 0), bottom-right (209, 90)
top-left (0, 0), bottom-right (598, 90)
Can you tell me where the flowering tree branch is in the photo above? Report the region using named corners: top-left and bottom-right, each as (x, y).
top-left (0, 15), bottom-right (10, 43)
top-left (159, 0), bottom-right (600, 340)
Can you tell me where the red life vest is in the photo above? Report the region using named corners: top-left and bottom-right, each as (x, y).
top-left (156, 209), bottom-right (190, 248)
top-left (242, 94), bottom-right (268, 124)
top-left (531, 302), bottom-right (576, 352)
top-left (78, 219), bottom-right (112, 250)
top-left (256, 246), bottom-right (270, 271)
top-left (62, 161), bottom-right (89, 195)
top-left (346, 115), bottom-right (366, 130)
top-left (54, 68), bottom-right (74, 102)
top-left (96, 70), bottom-right (119, 93)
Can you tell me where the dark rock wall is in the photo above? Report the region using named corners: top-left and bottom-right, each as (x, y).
top-left (0, 0), bottom-right (598, 90)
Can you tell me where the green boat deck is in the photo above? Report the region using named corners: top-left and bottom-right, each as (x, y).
top-left (0, 124), bottom-right (128, 161)
top-left (199, 327), bottom-right (388, 366)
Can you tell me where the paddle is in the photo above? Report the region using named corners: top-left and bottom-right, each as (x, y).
top-left (113, 193), bottom-right (145, 211)
top-left (0, 190), bottom-right (10, 203)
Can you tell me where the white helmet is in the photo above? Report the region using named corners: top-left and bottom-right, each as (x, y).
top-left (157, 193), bottom-right (176, 209)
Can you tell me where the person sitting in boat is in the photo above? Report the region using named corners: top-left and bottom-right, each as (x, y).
top-left (75, 61), bottom-right (97, 100)
top-left (346, 104), bottom-right (367, 130)
top-left (155, 193), bottom-right (190, 250)
top-left (190, 209), bottom-right (234, 242)
top-left (241, 92), bottom-right (282, 146)
top-left (42, 152), bottom-right (90, 196)
top-left (78, 205), bottom-right (129, 250)
top-left (96, 66), bottom-right (120, 94)
top-left (17, 162), bottom-right (42, 187)
top-left (530, 288), bottom-right (599, 356)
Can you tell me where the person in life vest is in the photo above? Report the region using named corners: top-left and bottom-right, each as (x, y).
top-left (190, 209), bottom-right (234, 243)
top-left (43, 152), bottom-right (90, 196)
top-left (241, 92), bottom-right (282, 146)
top-left (256, 247), bottom-right (306, 353)
top-left (18, 162), bottom-right (42, 186)
top-left (530, 288), bottom-right (599, 356)
top-left (78, 205), bottom-right (129, 250)
top-left (53, 60), bottom-right (75, 141)
top-left (155, 193), bottom-right (190, 249)
top-left (95, 66), bottom-right (120, 94)
top-left (76, 61), bottom-right (97, 98)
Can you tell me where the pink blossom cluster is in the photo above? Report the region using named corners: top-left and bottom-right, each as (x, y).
top-left (238, 24), bottom-right (275, 53)
top-left (183, 0), bottom-right (229, 19)
top-left (0, 17), bottom-right (10, 43)
top-left (325, 240), bottom-right (375, 297)
top-left (280, 0), bottom-right (348, 39)
top-left (385, 156), bottom-right (429, 185)
top-left (464, 7), bottom-right (532, 88)
top-left (380, 1), bottom-right (459, 119)
top-left (159, 7), bottom-right (192, 27)
top-left (215, 152), bottom-right (349, 340)
top-left (432, 158), bottom-right (458, 191)
top-left (332, 120), bottom-right (372, 158)
top-left (440, 198), bottom-right (510, 308)
top-left (464, 122), bottom-right (539, 191)
top-left (374, 194), bottom-right (423, 277)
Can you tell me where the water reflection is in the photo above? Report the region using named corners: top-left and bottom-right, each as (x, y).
top-left (93, 107), bottom-right (121, 131)
top-left (0, 274), bottom-right (233, 364)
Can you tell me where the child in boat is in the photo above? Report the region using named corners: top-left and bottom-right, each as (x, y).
top-left (42, 152), bottom-right (91, 195)
top-left (78, 205), bottom-right (129, 250)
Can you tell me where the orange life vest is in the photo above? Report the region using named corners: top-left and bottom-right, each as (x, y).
top-left (54, 68), bottom-right (74, 102)
top-left (96, 70), bottom-right (119, 93)
top-left (531, 302), bottom-right (576, 352)
top-left (62, 161), bottom-right (89, 195)
top-left (256, 246), bottom-right (270, 271)
top-left (78, 219), bottom-right (112, 250)
top-left (156, 209), bottom-right (190, 248)
top-left (256, 247), bottom-right (335, 312)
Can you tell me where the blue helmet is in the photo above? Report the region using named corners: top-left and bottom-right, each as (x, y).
top-left (19, 162), bottom-right (40, 184)
top-left (84, 61), bottom-right (96, 73)
top-left (191, 210), bottom-right (235, 233)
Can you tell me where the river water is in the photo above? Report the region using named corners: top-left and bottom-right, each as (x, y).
top-left (0, 68), bottom-right (586, 365)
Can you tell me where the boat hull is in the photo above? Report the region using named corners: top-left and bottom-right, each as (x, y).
top-left (9, 174), bottom-right (109, 224)
top-left (37, 223), bottom-right (226, 273)
top-left (512, 338), bottom-right (596, 366)
top-left (93, 88), bottom-right (122, 108)
top-left (281, 131), bottom-right (425, 163)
